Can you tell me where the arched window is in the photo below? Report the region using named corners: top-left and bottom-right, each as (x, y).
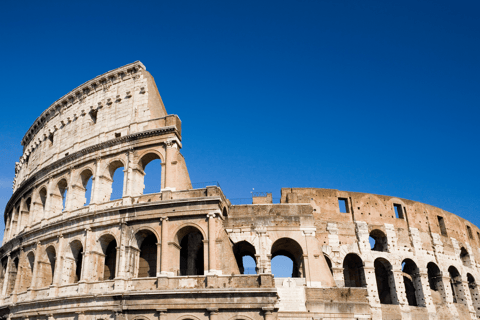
top-left (18, 252), bottom-right (35, 292)
top-left (6, 257), bottom-right (19, 296)
top-left (135, 230), bottom-right (158, 278)
top-left (374, 258), bottom-right (398, 305)
top-left (80, 170), bottom-right (93, 206)
top-left (0, 257), bottom-right (8, 292)
top-left (427, 262), bottom-right (445, 303)
top-left (66, 240), bottom-right (83, 283)
top-left (99, 235), bottom-right (117, 280)
top-left (460, 247), bottom-right (471, 268)
top-left (324, 254), bottom-right (333, 275)
top-left (369, 229), bottom-right (388, 252)
top-left (139, 153), bottom-right (162, 195)
top-left (402, 259), bottom-right (424, 307)
top-left (39, 187), bottom-right (47, 214)
top-left (51, 179), bottom-right (68, 216)
top-left (232, 241), bottom-right (257, 274)
top-left (343, 253), bottom-right (366, 287)
top-left (174, 226), bottom-right (204, 276)
top-left (448, 266), bottom-right (463, 303)
top-left (20, 197), bottom-right (32, 231)
top-left (46, 246), bottom-right (56, 286)
top-left (271, 238), bottom-right (304, 278)
top-left (467, 274), bottom-right (480, 318)
top-left (109, 161), bottom-right (125, 201)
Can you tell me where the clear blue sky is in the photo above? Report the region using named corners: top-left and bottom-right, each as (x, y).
top-left (0, 0), bottom-right (479, 249)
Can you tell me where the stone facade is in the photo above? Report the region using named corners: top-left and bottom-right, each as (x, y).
top-left (1, 62), bottom-right (479, 320)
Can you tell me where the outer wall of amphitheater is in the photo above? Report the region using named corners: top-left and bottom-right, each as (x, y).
top-left (1, 62), bottom-right (479, 320)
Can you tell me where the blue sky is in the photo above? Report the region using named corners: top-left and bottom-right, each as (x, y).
top-left (0, 0), bottom-right (479, 255)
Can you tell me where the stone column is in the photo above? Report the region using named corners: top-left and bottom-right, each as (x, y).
top-left (164, 140), bottom-right (178, 191)
top-left (29, 244), bottom-right (40, 299)
top-left (90, 158), bottom-right (102, 204)
top-left (116, 222), bottom-right (127, 280)
top-left (156, 243), bottom-right (161, 277)
top-left (156, 309), bottom-right (167, 320)
top-left (418, 268), bottom-right (435, 312)
top-left (363, 262), bottom-right (381, 308)
top-left (262, 307), bottom-right (275, 320)
top-left (207, 308), bottom-right (218, 320)
top-left (332, 267), bottom-right (345, 287)
top-left (207, 212), bottom-right (219, 275)
top-left (392, 267), bottom-right (408, 306)
top-left (65, 167), bottom-right (75, 212)
top-left (51, 235), bottom-right (65, 297)
top-left (160, 217), bottom-right (169, 275)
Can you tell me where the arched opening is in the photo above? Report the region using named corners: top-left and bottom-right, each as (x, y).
top-left (427, 262), bottom-right (445, 303)
top-left (343, 253), bottom-right (366, 287)
top-left (39, 187), bottom-right (47, 215)
top-left (135, 230), bottom-right (158, 278)
top-left (374, 258), bottom-right (397, 305)
top-left (80, 170), bottom-right (93, 206)
top-left (18, 252), bottom-right (35, 292)
top-left (6, 257), bottom-right (19, 296)
top-left (0, 258), bottom-right (8, 293)
top-left (402, 259), bottom-right (424, 307)
top-left (460, 247), bottom-right (471, 268)
top-left (232, 241), bottom-right (257, 274)
top-left (46, 246), bottom-right (56, 285)
top-left (20, 197), bottom-right (32, 230)
top-left (271, 238), bottom-right (304, 278)
top-left (99, 234), bottom-right (117, 280)
top-left (324, 254), bottom-right (333, 275)
top-left (109, 162), bottom-right (125, 201)
top-left (369, 229), bottom-right (388, 252)
top-left (448, 266), bottom-right (463, 303)
top-left (467, 274), bottom-right (480, 318)
top-left (37, 246), bottom-right (56, 288)
top-left (58, 179), bottom-right (68, 211)
top-left (174, 226), bottom-right (204, 276)
top-left (67, 240), bottom-right (83, 283)
top-left (139, 153), bottom-right (162, 195)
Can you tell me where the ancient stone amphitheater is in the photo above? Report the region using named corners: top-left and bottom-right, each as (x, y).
top-left (1, 62), bottom-right (479, 320)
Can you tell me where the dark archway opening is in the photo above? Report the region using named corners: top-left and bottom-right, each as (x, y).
top-left (369, 229), bottom-right (388, 252)
top-left (233, 241), bottom-right (257, 274)
top-left (374, 258), bottom-right (397, 305)
top-left (177, 227), bottom-right (204, 276)
top-left (343, 253), bottom-right (366, 287)
top-left (138, 232), bottom-right (157, 277)
top-left (271, 238), bottom-right (304, 278)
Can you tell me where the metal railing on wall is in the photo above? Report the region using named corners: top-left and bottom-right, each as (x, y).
top-left (191, 181), bottom-right (221, 189)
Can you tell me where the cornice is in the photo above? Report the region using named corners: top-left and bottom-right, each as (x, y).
top-left (21, 61), bottom-right (146, 148)
top-left (6, 126), bottom-right (178, 216)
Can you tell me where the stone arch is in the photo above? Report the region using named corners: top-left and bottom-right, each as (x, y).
top-left (37, 245), bottom-right (56, 288)
top-left (5, 256), bottom-right (19, 296)
top-left (448, 266), bottom-right (465, 304)
top-left (233, 240), bottom-right (257, 274)
top-left (175, 315), bottom-right (202, 320)
top-left (98, 158), bottom-right (126, 202)
top-left (172, 223), bottom-right (207, 242)
top-left (97, 233), bottom-right (118, 280)
top-left (37, 186), bottom-right (48, 221)
top-left (227, 315), bottom-right (255, 320)
top-left (427, 262), bottom-right (445, 303)
top-left (324, 254), bottom-right (333, 275)
top-left (369, 229), bottom-right (388, 252)
top-left (131, 316), bottom-right (153, 320)
top-left (70, 168), bottom-right (94, 210)
top-left (174, 225), bottom-right (205, 276)
top-left (65, 239), bottom-right (84, 284)
top-left (402, 258), bottom-right (425, 307)
top-left (374, 258), bottom-right (398, 305)
top-left (343, 253), bottom-right (366, 287)
top-left (271, 237), bottom-right (304, 278)
top-left (18, 251), bottom-right (35, 292)
top-left (50, 178), bottom-right (68, 216)
top-left (132, 229), bottom-right (158, 278)
top-left (134, 151), bottom-right (164, 196)
top-left (460, 247), bottom-right (471, 268)
top-left (467, 273), bottom-right (480, 318)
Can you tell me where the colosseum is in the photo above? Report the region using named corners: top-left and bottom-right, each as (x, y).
top-left (0, 61), bottom-right (479, 320)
